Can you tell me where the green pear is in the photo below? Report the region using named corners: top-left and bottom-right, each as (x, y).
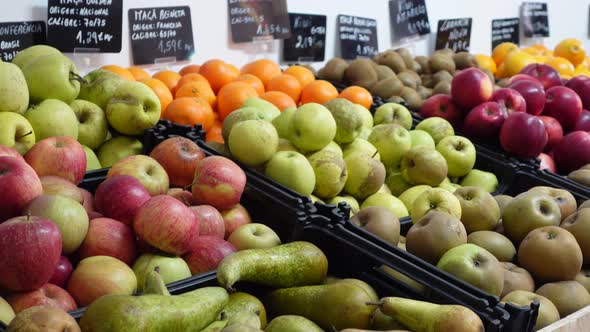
top-left (132, 254), bottom-right (192, 292)
top-left (368, 124), bottom-right (411, 168)
top-left (241, 97), bottom-right (281, 118)
top-left (84, 146), bottom-right (102, 171)
top-left (228, 120), bottom-right (278, 167)
top-left (322, 277), bottom-right (379, 301)
top-left (415, 117), bottom-right (455, 144)
top-left (265, 315), bottom-right (324, 332)
top-left (460, 169), bottom-right (498, 193)
top-left (272, 107), bottom-right (296, 139)
top-left (79, 287), bottom-right (228, 331)
top-left (411, 188), bottom-right (462, 221)
top-left (361, 192), bottom-right (409, 219)
top-left (217, 241), bottom-right (328, 289)
top-left (0, 62), bottom-right (29, 114)
top-left (370, 306), bottom-right (411, 330)
top-left (289, 103), bottom-right (336, 152)
top-left (344, 152), bottom-right (386, 200)
top-left (400, 146), bottom-right (448, 186)
top-left (97, 136), bottom-right (143, 168)
top-left (398, 185), bottom-right (432, 211)
top-left (324, 98), bottom-right (363, 144)
top-left (105, 81), bottom-right (161, 136)
top-left (11, 45), bottom-right (61, 68)
top-left (24, 99), bottom-right (78, 140)
top-left (0, 112), bottom-right (35, 155)
top-left (78, 69), bottom-right (127, 110)
top-left (22, 53), bottom-right (80, 103)
top-left (265, 151), bottom-right (316, 196)
top-left (373, 103), bottom-right (412, 129)
top-left (142, 267), bottom-right (170, 296)
top-left (307, 150), bottom-right (347, 199)
top-left (201, 318), bottom-right (228, 331)
top-left (222, 292), bottom-right (267, 328)
top-left (535, 281), bottom-right (590, 318)
top-left (409, 129), bottom-right (435, 148)
top-left (342, 138), bottom-right (379, 160)
top-left (225, 310), bottom-right (261, 329)
top-left (327, 195), bottom-right (360, 216)
top-left (70, 99), bottom-right (108, 149)
top-left (223, 106), bottom-right (277, 142)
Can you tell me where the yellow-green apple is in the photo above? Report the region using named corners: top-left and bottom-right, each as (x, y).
top-left (437, 243), bottom-right (504, 296)
top-left (134, 195), bottom-right (198, 255)
top-left (0, 216), bottom-right (61, 291)
top-left (265, 151), bottom-right (316, 196)
top-left (454, 187), bottom-right (501, 233)
top-left (24, 99), bottom-right (78, 140)
top-left (228, 119), bottom-right (278, 166)
top-left (0, 62), bottom-right (28, 114)
top-left (182, 236), bottom-right (237, 274)
top-left (561, 208), bottom-right (590, 265)
top-left (276, 139), bottom-right (299, 154)
top-left (411, 188), bottom-right (462, 221)
top-left (305, 150), bottom-right (344, 198)
top-left (0, 296), bottom-right (14, 325)
top-left (573, 109), bottom-right (590, 132)
top-left (21, 53), bottom-right (80, 103)
top-left (544, 86), bottom-right (583, 128)
top-left (361, 192), bottom-right (409, 219)
top-left (96, 136), bottom-right (143, 168)
top-left (355, 103), bottom-right (373, 131)
top-left (166, 188), bottom-right (196, 206)
top-left (519, 63), bottom-right (562, 90)
top-left (553, 131), bottom-right (590, 174)
top-left (78, 69), bottom-right (126, 110)
top-left (400, 146), bottom-right (448, 186)
top-left (227, 223), bottom-right (281, 250)
top-left (70, 100), bottom-right (108, 150)
top-left (191, 156), bottom-right (246, 210)
top-left (501, 290), bottom-right (559, 330)
top-left (105, 81), bottom-right (161, 136)
top-left (83, 146), bottom-right (102, 171)
top-left (67, 255), bottom-right (137, 307)
top-left (342, 138), bottom-right (379, 160)
top-left (326, 195), bottom-right (360, 216)
top-left (220, 203), bottom-right (252, 238)
top-left (420, 94), bottom-right (462, 127)
top-left (415, 117), bottom-right (454, 143)
top-left (324, 98), bottom-right (363, 144)
top-left (368, 124), bottom-right (411, 167)
top-left (317, 141), bottom-right (343, 157)
top-left (384, 167), bottom-right (411, 196)
top-left (288, 103), bottom-right (337, 152)
top-left (374, 102), bottom-right (412, 129)
top-left (48, 256), bottom-right (73, 288)
top-left (11, 44), bottom-right (61, 68)
top-left (409, 129), bottom-right (435, 148)
top-left (40, 176), bottom-right (84, 203)
top-left (271, 107), bottom-right (295, 139)
top-left (94, 175), bottom-right (151, 225)
top-left (460, 169), bottom-right (499, 193)
top-left (0, 156), bottom-right (42, 221)
top-left (490, 88), bottom-right (527, 113)
top-left (149, 137), bottom-right (205, 188)
top-left (344, 152), bottom-right (385, 200)
top-left (241, 97), bottom-right (281, 118)
top-left (132, 253), bottom-right (191, 291)
top-left (467, 231), bottom-right (515, 262)
top-left (78, 217), bottom-right (137, 265)
top-left (6, 283), bottom-right (77, 313)
top-left (223, 104), bottom-right (280, 142)
top-left (0, 146), bottom-right (25, 161)
top-left (529, 186), bottom-right (577, 221)
top-left (350, 206), bottom-right (400, 245)
top-left (398, 185), bottom-right (431, 211)
top-left (25, 136), bottom-right (86, 184)
top-left (25, 194), bottom-right (89, 254)
top-left (463, 101), bottom-right (508, 142)
top-left (502, 191), bottom-right (561, 243)
top-left (451, 68), bottom-right (494, 109)
top-left (499, 262), bottom-right (535, 298)
top-left (107, 155), bottom-right (169, 196)
top-left (0, 112), bottom-right (35, 155)
top-left (507, 79), bottom-right (546, 115)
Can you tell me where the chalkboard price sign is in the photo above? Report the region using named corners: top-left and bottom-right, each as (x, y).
top-left (0, 21), bottom-right (46, 62)
top-left (435, 18), bottom-right (472, 52)
top-left (46, 0), bottom-right (123, 53)
top-left (128, 6), bottom-right (195, 65)
top-left (338, 15), bottom-right (379, 60)
top-left (228, 0), bottom-right (291, 43)
top-left (491, 18), bottom-right (520, 50)
top-left (282, 13), bottom-right (326, 62)
top-left (521, 2), bottom-right (549, 38)
top-left (389, 0), bottom-right (431, 41)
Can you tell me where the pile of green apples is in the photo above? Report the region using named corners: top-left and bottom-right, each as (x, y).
top-left (0, 45), bottom-right (161, 170)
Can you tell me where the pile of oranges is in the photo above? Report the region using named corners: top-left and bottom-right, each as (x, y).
top-left (98, 59), bottom-right (373, 144)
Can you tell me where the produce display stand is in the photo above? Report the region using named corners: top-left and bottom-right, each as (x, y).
top-left (538, 305), bottom-right (590, 332)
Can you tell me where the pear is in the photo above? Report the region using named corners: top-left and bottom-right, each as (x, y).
top-left (221, 325), bottom-right (263, 332)
top-left (11, 45), bottom-right (61, 68)
top-left (222, 292), bottom-right (267, 328)
top-left (217, 241), bottom-right (327, 290)
top-left (200, 318), bottom-right (228, 332)
top-left (141, 267), bottom-right (170, 296)
top-left (22, 53), bottom-right (81, 103)
top-left (265, 315), bottom-right (324, 332)
top-left (374, 297), bottom-right (484, 332)
top-left (6, 306), bottom-right (80, 332)
top-left (224, 310), bottom-right (261, 329)
top-left (0, 62), bottom-right (29, 114)
top-left (322, 277), bottom-right (379, 300)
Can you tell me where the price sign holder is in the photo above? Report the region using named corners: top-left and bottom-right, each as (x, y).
top-left (282, 13), bottom-right (327, 63)
top-left (227, 0), bottom-right (291, 44)
top-left (520, 2), bottom-right (549, 39)
top-left (435, 18), bottom-right (472, 52)
top-left (491, 18), bottom-right (520, 50)
top-left (337, 14), bottom-right (379, 60)
top-left (389, 0), bottom-right (431, 43)
top-left (0, 21), bottom-right (46, 62)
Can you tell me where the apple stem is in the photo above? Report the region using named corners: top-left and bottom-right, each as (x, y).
top-left (16, 131), bottom-right (33, 139)
top-left (366, 301), bottom-right (384, 307)
top-left (371, 151), bottom-right (379, 159)
top-left (70, 72), bottom-right (87, 84)
top-left (153, 266), bottom-right (160, 274)
top-left (225, 286), bottom-right (236, 294)
top-left (184, 179), bottom-right (198, 191)
top-left (180, 195), bottom-right (190, 207)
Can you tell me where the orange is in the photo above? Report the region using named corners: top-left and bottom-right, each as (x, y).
top-left (206, 120), bottom-right (223, 143)
top-left (474, 54), bottom-right (497, 74)
top-left (153, 70), bottom-right (182, 92)
top-left (179, 64), bottom-right (200, 76)
top-left (128, 66), bottom-right (150, 81)
top-left (495, 63), bottom-right (507, 79)
top-left (101, 65), bottom-right (136, 81)
top-left (217, 81), bottom-right (259, 120)
top-left (163, 97), bottom-right (214, 130)
top-left (284, 65), bottom-right (315, 88)
top-left (240, 59), bottom-right (282, 88)
top-left (503, 50), bottom-right (536, 77)
top-left (260, 91), bottom-right (297, 111)
top-left (140, 78), bottom-right (173, 117)
top-left (492, 42), bottom-right (519, 66)
top-left (175, 73), bottom-right (211, 93)
top-left (199, 59), bottom-right (239, 94)
top-left (574, 64), bottom-right (590, 77)
top-left (338, 86), bottom-right (373, 109)
top-left (545, 56), bottom-right (575, 77)
top-left (554, 38), bottom-right (586, 66)
top-left (234, 74), bottom-right (265, 95)
top-left (175, 81), bottom-right (216, 107)
top-left (266, 74), bottom-right (302, 103)
top-left (300, 80), bottom-right (339, 105)
top-left (522, 46), bottom-right (543, 56)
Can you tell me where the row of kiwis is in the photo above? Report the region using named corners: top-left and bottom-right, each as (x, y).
top-left (318, 48), bottom-right (494, 111)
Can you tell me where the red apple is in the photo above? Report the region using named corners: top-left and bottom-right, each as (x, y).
top-left (0, 216), bottom-right (62, 291)
top-left (462, 101), bottom-right (508, 141)
top-left (79, 188), bottom-right (95, 216)
top-left (543, 86), bottom-right (583, 128)
top-left (538, 116), bottom-right (564, 151)
top-left (538, 153), bottom-right (556, 173)
top-left (221, 203), bottom-right (252, 238)
top-left (500, 112), bottom-right (548, 158)
top-left (451, 68), bottom-right (494, 109)
top-left (134, 195), bottom-right (199, 255)
top-left (192, 156), bottom-right (246, 210)
top-left (78, 217), bottom-right (137, 265)
top-left (94, 175), bottom-right (151, 225)
top-left (507, 79), bottom-right (546, 115)
top-left (7, 283), bottom-right (77, 313)
top-left (149, 137), bottom-right (205, 188)
top-left (0, 146), bottom-right (25, 162)
top-left (107, 155), bottom-right (169, 196)
top-left (508, 74), bottom-right (540, 85)
top-left (190, 205), bottom-right (225, 238)
top-left (553, 131), bottom-right (590, 174)
top-left (167, 188), bottom-right (197, 206)
top-left (419, 94), bottom-right (462, 127)
top-left (87, 211), bottom-right (103, 220)
top-left (0, 156), bottom-right (43, 221)
top-left (40, 175), bottom-right (84, 203)
top-left (519, 63), bottom-right (563, 90)
top-left (48, 256), bottom-right (73, 288)
top-left (24, 136), bottom-right (86, 184)
top-left (567, 77), bottom-right (590, 110)
top-left (182, 236), bottom-right (237, 275)
top-left (573, 110), bottom-right (590, 132)
top-left (490, 88), bottom-right (527, 113)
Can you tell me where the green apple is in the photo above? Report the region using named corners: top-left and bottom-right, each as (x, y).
top-left (229, 119), bottom-right (278, 166)
top-left (378, 183), bottom-right (392, 195)
top-left (310, 195), bottom-right (324, 204)
top-left (415, 117), bottom-right (455, 143)
top-left (501, 291), bottom-right (560, 330)
top-left (24, 99), bottom-right (78, 140)
top-left (324, 98), bottom-right (363, 144)
top-left (319, 141), bottom-right (343, 157)
top-left (70, 99), bottom-right (108, 149)
top-left (11, 44), bottom-right (61, 68)
top-left (0, 112), bottom-right (35, 155)
top-left (0, 296), bottom-right (15, 325)
top-left (437, 243), bottom-right (504, 297)
top-left (84, 146), bottom-right (102, 171)
top-left (241, 97), bottom-right (281, 118)
top-left (368, 124), bottom-right (411, 167)
top-left (373, 103), bottom-right (412, 129)
top-left (78, 69), bottom-right (127, 110)
top-left (411, 188), bottom-right (462, 221)
top-left (438, 177), bottom-right (461, 192)
top-left (460, 169), bottom-right (499, 193)
top-left (409, 129), bottom-right (435, 148)
top-left (277, 138), bottom-right (298, 152)
top-left (132, 253), bottom-right (192, 292)
top-left (385, 167), bottom-right (412, 196)
top-left (361, 192), bottom-right (409, 218)
top-left (327, 195), bottom-right (360, 216)
top-left (344, 152), bottom-right (386, 200)
top-left (272, 107), bottom-right (296, 139)
top-left (97, 136), bottom-right (143, 168)
top-left (265, 150), bottom-right (315, 196)
top-left (0, 62), bottom-right (29, 114)
top-left (342, 138), bottom-right (379, 160)
top-left (22, 53), bottom-right (80, 103)
top-left (358, 127), bottom-right (372, 140)
top-left (223, 106), bottom-right (279, 142)
top-left (307, 150), bottom-right (347, 199)
top-left (436, 135), bottom-right (476, 178)
top-left (400, 146), bottom-right (448, 186)
top-left (454, 186), bottom-right (501, 233)
top-left (502, 191), bottom-right (561, 243)
top-left (289, 103), bottom-right (336, 152)
top-left (227, 223), bottom-right (281, 250)
top-left (399, 185), bottom-right (431, 211)
top-left (468, 231), bottom-right (516, 262)
top-left (354, 103), bottom-right (374, 130)
top-left (105, 81), bottom-right (161, 136)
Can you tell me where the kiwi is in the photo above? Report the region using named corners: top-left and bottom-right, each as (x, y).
top-left (417, 86), bottom-right (433, 100)
top-left (433, 81), bottom-right (452, 95)
top-left (370, 77), bottom-right (404, 99)
top-left (433, 70), bottom-right (454, 85)
top-left (318, 58), bottom-right (349, 82)
top-left (387, 95), bottom-right (406, 104)
top-left (396, 47), bottom-right (415, 68)
top-left (403, 70), bottom-right (421, 85)
top-left (434, 48), bottom-right (455, 57)
top-left (415, 56), bottom-right (431, 74)
top-left (400, 87), bottom-right (423, 110)
top-left (344, 58), bottom-right (378, 88)
top-left (421, 75), bottom-right (434, 88)
top-left (397, 71), bottom-right (419, 89)
top-left (429, 54), bottom-right (456, 73)
top-left (374, 65), bottom-right (396, 80)
top-left (453, 52), bottom-right (478, 69)
top-left (375, 51), bottom-right (406, 73)
top-left (409, 60), bottom-right (422, 73)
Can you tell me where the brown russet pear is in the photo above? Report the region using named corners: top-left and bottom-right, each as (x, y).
top-left (501, 290), bottom-right (560, 330)
top-left (535, 281), bottom-right (590, 317)
top-left (6, 306), bottom-right (80, 332)
top-left (561, 208), bottom-right (590, 266)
